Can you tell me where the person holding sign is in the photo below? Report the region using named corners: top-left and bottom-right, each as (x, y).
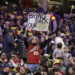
top-left (27, 35), bottom-right (50, 72)
top-left (27, 36), bottom-right (41, 71)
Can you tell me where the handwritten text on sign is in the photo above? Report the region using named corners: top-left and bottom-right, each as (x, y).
top-left (28, 12), bottom-right (50, 31)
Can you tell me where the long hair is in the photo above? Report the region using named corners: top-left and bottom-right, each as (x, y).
top-left (66, 66), bottom-right (74, 75)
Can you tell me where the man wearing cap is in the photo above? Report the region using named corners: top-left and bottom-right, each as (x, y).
top-left (52, 58), bottom-right (65, 75)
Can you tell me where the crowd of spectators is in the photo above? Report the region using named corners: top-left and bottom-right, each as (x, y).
top-left (0, 3), bottom-right (75, 75)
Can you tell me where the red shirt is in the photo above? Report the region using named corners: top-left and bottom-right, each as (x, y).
top-left (27, 44), bottom-right (41, 64)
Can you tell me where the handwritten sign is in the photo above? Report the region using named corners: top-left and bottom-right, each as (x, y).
top-left (28, 12), bottom-right (50, 31)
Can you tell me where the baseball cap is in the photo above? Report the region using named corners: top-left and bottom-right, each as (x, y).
top-left (53, 58), bottom-right (61, 65)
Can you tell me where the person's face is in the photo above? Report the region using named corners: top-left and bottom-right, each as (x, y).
top-left (9, 32), bottom-right (13, 36)
top-left (1, 53), bottom-right (6, 59)
top-left (53, 64), bottom-right (60, 69)
top-left (41, 72), bottom-right (47, 75)
top-left (55, 53), bottom-right (61, 58)
top-left (46, 61), bottom-right (49, 67)
top-left (6, 25), bottom-right (9, 30)
top-left (41, 33), bottom-right (46, 38)
top-left (48, 68), bottom-right (52, 72)
top-left (55, 72), bottom-right (62, 75)
top-left (15, 73), bottom-right (20, 75)
top-left (71, 42), bottom-right (74, 46)
top-left (55, 72), bottom-right (58, 75)
top-left (40, 66), bottom-right (44, 71)
top-left (24, 63), bottom-right (28, 69)
top-left (62, 28), bottom-right (66, 32)
top-left (4, 67), bottom-right (10, 72)
top-left (59, 18), bottom-right (63, 25)
top-left (60, 60), bottom-right (63, 65)
top-left (64, 47), bottom-right (70, 53)
top-left (21, 34), bottom-right (24, 38)
top-left (68, 67), bottom-right (73, 74)
top-left (68, 56), bottom-right (73, 62)
top-left (14, 54), bottom-right (18, 57)
top-left (4, 12), bottom-right (8, 17)
top-left (8, 72), bottom-right (12, 75)
top-left (63, 35), bottom-right (66, 39)
top-left (0, 15), bottom-right (4, 19)
top-left (52, 45), bottom-right (55, 50)
top-left (69, 36), bottom-right (72, 40)
top-left (40, 37), bottom-right (45, 42)
top-left (17, 20), bottom-right (21, 26)
top-left (20, 67), bottom-right (25, 74)
top-left (10, 21), bottom-right (15, 26)
top-left (32, 39), bottom-right (37, 43)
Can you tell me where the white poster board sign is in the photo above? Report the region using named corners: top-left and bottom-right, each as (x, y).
top-left (28, 12), bottom-right (50, 31)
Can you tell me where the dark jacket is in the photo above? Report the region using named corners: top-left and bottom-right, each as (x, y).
top-left (2, 32), bottom-right (14, 53)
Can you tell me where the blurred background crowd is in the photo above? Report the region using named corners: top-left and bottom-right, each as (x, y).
top-left (0, 0), bottom-right (75, 75)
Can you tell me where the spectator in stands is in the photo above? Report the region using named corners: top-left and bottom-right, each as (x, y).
top-left (57, 57), bottom-right (66, 74)
top-left (63, 46), bottom-right (71, 66)
top-left (66, 66), bottom-right (75, 75)
top-left (67, 55), bottom-right (75, 67)
top-left (54, 52), bottom-right (61, 58)
top-left (27, 36), bottom-right (41, 71)
top-left (53, 43), bottom-right (63, 58)
top-left (18, 31), bottom-right (28, 62)
top-left (0, 52), bottom-right (8, 71)
top-left (10, 53), bottom-right (24, 72)
top-left (19, 66), bottom-right (27, 75)
top-left (24, 63), bottom-right (31, 74)
top-left (0, 63), bottom-right (15, 75)
top-left (52, 68), bottom-right (64, 75)
top-left (15, 66), bottom-right (27, 75)
top-left (2, 29), bottom-right (14, 60)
